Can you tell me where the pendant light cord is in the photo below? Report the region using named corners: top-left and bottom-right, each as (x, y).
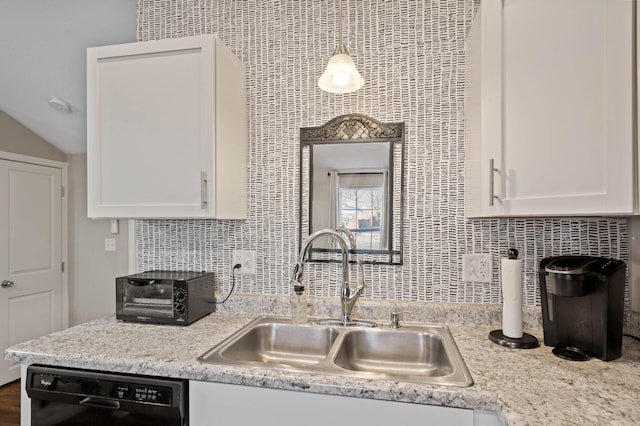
top-left (338, 0), bottom-right (343, 48)
top-left (334, 0), bottom-right (347, 54)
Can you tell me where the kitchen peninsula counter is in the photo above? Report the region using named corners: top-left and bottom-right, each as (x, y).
top-left (6, 308), bottom-right (640, 425)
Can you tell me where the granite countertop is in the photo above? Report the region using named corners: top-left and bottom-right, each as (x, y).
top-left (5, 300), bottom-right (640, 426)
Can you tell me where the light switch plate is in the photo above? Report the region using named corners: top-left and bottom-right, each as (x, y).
top-left (104, 238), bottom-right (116, 252)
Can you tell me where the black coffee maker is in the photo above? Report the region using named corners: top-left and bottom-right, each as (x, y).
top-left (539, 256), bottom-right (626, 361)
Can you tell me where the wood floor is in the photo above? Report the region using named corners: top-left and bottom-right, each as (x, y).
top-left (0, 380), bottom-right (20, 426)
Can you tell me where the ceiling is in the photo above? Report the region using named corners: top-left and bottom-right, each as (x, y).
top-left (0, 0), bottom-right (137, 154)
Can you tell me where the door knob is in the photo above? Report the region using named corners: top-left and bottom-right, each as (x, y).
top-left (1, 280), bottom-right (14, 288)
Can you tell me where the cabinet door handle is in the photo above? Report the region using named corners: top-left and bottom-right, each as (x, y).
top-left (200, 171), bottom-right (208, 209)
top-left (1, 280), bottom-right (14, 288)
top-left (489, 159), bottom-right (499, 206)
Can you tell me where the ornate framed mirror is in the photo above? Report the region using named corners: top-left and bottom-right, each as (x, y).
top-left (299, 114), bottom-right (405, 265)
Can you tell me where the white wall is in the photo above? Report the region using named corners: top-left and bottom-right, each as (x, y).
top-left (0, 109), bottom-right (66, 162)
top-left (67, 154), bottom-right (129, 325)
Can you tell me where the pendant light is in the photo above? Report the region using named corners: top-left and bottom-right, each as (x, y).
top-left (318, 0), bottom-right (364, 94)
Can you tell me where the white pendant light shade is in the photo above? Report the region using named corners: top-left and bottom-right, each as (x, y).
top-left (318, 0), bottom-right (364, 94)
top-left (318, 51), bottom-right (364, 94)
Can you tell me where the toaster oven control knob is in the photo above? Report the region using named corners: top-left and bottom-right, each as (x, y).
top-left (174, 288), bottom-right (187, 302)
top-left (174, 303), bottom-right (186, 315)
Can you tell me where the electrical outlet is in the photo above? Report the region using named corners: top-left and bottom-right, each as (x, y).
top-left (463, 253), bottom-right (492, 283)
top-left (233, 250), bottom-right (256, 275)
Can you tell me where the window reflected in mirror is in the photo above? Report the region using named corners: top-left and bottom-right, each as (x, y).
top-left (339, 172), bottom-right (387, 250)
top-left (314, 170), bottom-right (389, 250)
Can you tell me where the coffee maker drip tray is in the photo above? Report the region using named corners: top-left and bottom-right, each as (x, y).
top-left (552, 346), bottom-right (590, 362)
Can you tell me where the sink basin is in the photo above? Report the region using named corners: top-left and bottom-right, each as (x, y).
top-left (219, 323), bottom-right (339, 367)
top-left (198, 316), bottom-right (473, 387)
top-left (333, 329), bottom-right (454, 377)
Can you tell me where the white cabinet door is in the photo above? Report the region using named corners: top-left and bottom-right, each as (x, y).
top-left (189, 381), bottom-right (474, 426)
top-left (465, 0), bottom-right (633, 217)
top-left (0, 161), bottom-right (63, 385)
top-left (87, 35), bottom-right (247, 219)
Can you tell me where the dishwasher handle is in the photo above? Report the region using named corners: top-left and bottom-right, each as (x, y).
top-left (79, 396), bottom-right (121, 410)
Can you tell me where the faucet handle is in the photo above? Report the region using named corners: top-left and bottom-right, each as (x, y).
top-left (390, 310), bottom-right (411, 329)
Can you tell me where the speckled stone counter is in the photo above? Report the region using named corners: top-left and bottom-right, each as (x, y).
top-left (5, 298), bottom-right (640, 425)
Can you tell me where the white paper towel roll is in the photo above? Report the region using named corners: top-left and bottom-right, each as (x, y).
top-left (502, 256), bottom-right (523, 339)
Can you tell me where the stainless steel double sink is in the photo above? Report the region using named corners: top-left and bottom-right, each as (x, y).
top-left (198, 316), bottom-right (473, 387)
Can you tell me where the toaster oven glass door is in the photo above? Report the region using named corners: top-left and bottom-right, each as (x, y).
top-left (122, 279), bottom-right (174, 318)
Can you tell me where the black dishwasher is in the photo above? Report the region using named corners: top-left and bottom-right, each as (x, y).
top-left (26, 365), bottom-right (188, 426)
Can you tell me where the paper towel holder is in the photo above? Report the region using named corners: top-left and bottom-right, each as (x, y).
top-left (489, 248), bottom-right (539, 349)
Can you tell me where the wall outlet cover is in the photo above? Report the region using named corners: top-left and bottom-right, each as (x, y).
top-left (233, 250), bottom-right (257, 275)
top-left (462, 253), bottom-right (492, 283)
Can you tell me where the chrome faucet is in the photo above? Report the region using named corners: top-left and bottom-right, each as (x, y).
top-left (291, 228), bottom-right (365, 326)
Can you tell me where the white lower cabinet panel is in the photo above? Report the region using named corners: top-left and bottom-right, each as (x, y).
top-left (190, 381), bottom-right (498, 426)
top-left (474, 409), bottom-right (503, 426)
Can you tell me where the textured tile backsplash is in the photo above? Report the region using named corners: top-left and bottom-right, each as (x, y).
top-left (134, 0), bottom-right (629, 307)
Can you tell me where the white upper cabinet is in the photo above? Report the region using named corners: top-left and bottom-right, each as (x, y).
top-left (465, 0), bottom-right (633, 218)
top-left (87, 35), bottom-right (247, 219)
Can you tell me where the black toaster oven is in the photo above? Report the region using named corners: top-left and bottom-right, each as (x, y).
top-left (116, 271), bottom-right (216, 325)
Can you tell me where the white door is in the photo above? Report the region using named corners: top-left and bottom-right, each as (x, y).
top-left (0, 159), bottom-right (63, 385)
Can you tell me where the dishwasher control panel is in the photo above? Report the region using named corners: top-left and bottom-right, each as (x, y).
top-left (27, 365), bottom-right (181, 407)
